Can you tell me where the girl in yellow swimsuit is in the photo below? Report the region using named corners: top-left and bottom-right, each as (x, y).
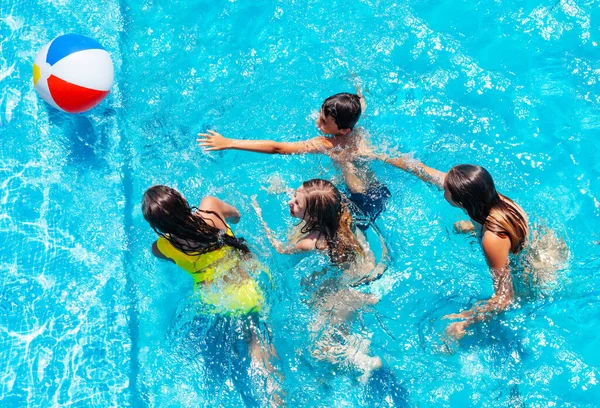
top-left (142, 185), bottom-right (283, 407)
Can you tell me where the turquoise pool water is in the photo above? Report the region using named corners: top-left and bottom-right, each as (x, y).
top-left (1, 0), bottom-right (599, 406)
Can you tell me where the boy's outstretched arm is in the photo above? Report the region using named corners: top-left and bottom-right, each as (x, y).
top-left (198, 130), bottom-right (332, 155)
top-left (368, 152), bottom-right (446, 189)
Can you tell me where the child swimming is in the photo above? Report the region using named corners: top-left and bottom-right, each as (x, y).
top-left (375, 157), bottom-right (530, 340)
top-left (198, 92), bottom-right (391, 230)
top-left (142, 185), bottom-right (284, 406)
top-left (252, 179), bottom-right (387, 382)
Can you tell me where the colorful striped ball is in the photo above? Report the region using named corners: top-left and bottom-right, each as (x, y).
top-left (33, 34), bottom-right (114, 114)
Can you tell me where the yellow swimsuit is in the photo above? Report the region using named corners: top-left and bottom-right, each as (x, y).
top-left (156, 230), bottom-right (264, 316)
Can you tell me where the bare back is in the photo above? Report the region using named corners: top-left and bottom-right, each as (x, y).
top-left (323, 128), bottom-right (378, 194)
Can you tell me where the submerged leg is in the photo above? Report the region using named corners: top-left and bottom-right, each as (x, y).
top-left (365, 368), bottom-right (411, 408)
top-left (246, 316), bottom-right (286, 407)
top-left (311, 289), bottom-right (382, 382)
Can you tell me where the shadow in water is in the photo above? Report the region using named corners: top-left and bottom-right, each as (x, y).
top-left (47, 107), bottom-right (115, 169)
top-left (364, 367), bottom-right (411, 407)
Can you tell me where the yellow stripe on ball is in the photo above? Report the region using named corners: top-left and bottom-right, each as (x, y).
top-left (33, 63), bottom-right (41, 86)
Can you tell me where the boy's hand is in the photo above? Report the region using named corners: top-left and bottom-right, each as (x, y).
top-left (197, 130), bottom-right (232, 151)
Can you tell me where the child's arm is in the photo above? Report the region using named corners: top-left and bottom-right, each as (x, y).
top-left (198, 196), bottom-right (241, 224)
top-left (355, 80), bottom-right (367, 112)
top-left (381, 154), bottom-right (446, 189)
top-left (351, 223), bottom-right (390, 287)
top-left (251, 196), bottom-right (308, 254)
top-left (349, 71), bottom-right (367, 112)
top-left (198, 130), bottom-right (332, 155)
top-left (443, 233), bottom-right (514, 340)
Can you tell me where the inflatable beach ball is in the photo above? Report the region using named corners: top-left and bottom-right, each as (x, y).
top-left (33, 34), bottom-right (114, 113)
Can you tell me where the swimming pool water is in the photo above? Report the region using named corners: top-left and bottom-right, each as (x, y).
top-left (1, 0), bottom-right (599, 406)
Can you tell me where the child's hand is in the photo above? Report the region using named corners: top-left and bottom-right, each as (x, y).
top-left (251, 195), bottom-right (263, 217)
top-left (197, 130), bottom-right (232, 151)
top-left (454, 220), bottom-right (475, 234)
top-left (445, 321), bottom-right (468, 340)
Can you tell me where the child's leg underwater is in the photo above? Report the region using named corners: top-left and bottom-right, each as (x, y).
top-left (310, 289), bottom-right (382, 382)
top-left (246, 316), bottom-right (286, 407)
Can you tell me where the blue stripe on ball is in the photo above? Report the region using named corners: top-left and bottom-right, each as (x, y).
top-left (46, 34), bottom-right (105, 66)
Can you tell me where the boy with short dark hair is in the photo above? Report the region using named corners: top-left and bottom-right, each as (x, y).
top-left (198, 92), bottom-right (390, 229)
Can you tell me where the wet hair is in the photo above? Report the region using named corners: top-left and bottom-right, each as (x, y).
top-left (299, 179), bottom-right (363, 264)
top-left (142, 185), bottom-right (250, 255)
top-left (321, 93), bottom-right (362, 130)
top-left (445, 165), bottom-right (529, 254)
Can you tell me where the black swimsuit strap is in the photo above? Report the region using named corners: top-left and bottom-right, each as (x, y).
top-left (195, 208), bottom-right (234, 236)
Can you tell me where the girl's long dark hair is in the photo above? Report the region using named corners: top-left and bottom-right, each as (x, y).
top-left (445, 165), bottom-right (529, 254)
top-left (142, 185), bottom-right (250, 255)
top-left (299, 179), bottom-right (363, 264)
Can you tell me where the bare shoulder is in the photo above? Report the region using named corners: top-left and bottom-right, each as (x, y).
top-left (197, 196), bottom-right (228, 230)
top-left (481, 230), bottom-right (511, 268)
top-left (295, 231), bottom-right (321, 252)
top-left (352, 126), bottom-right (367, 137)
top-left (199, 196), bottom-right (221, 210)
top-left (482, 230), bottom-right (511, 248)
top-left (311, 136), bottom-right (334, 150)
top-left (295, 238), bottom-right (317, 251)
top-left (350, 128), bottom-right (371, 152)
